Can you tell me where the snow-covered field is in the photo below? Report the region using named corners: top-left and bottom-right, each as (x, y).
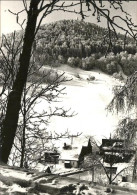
top-left (37, 65), bottom-right (123, 141)
top-left (0, 64), bottom-right (123, 141)
top-left (1, 164), bottom-right (137, 195)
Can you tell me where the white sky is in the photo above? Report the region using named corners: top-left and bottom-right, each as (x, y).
top-left (0, 1), bottom-right (137, 35)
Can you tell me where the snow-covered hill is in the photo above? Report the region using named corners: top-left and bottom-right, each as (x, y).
top-left (37, 65), bottom-right (123, 141)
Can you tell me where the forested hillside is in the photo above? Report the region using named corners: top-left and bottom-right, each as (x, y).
top-left (34, 20), bottom-right (137, 76)
top-left (1, 20), bottom-right (137, 78)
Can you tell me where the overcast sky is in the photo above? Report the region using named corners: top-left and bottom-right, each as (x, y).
top-left (0, 1), bottom-right (137, 35)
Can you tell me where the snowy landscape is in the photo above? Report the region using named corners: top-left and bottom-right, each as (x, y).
top-left (0, 0), bottom-right (137, 194)
top-left (41, 65), bottom-right (121, 139)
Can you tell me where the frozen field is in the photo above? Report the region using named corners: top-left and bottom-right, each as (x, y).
top-left (36, 65), bottom-right (123, 141)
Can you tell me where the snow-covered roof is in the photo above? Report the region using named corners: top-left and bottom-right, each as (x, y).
top-left (59, 146), bottom-right (81, 161)
top-left (59, 137), bottom-right (92, 161)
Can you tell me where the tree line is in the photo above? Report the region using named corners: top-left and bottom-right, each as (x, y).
top-left (35, 20), bottom-right (136, 65)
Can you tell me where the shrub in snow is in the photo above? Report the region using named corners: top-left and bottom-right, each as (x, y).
top-left (113, 72), bottom-right (124, 80)
top-left (58, 55), bottom-right (65, 64)
top-left (67, 57), bottom-right (75, 66)
top-left (75, 73), bottom-right (82, 80)
top-left (79, 184), bottom-right (88, 191)
top-left (67, 57), bottom-right (81, 67)
top-left (87, 75), bottom-right (95, 81)
top-left (120, 59), bottom-right (137, 75)
top-left (43, 70), bottom-right (63, 84)
top-left (106, 61), bottom-right (118, 75)
top-left (60, 184), bottom-right (76, 193)
top-left (105, 187), bottom-right (113, 193)
top-left (81, 57), bottom-right (94, 70)
top-left (96, 59), bottom-right (107, 72)
top-left (75, 57), bottom-right (82, 67)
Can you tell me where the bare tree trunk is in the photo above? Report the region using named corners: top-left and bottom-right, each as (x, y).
top-left (92, 167), bottom-right (94, 182)
top-left (20, 87), bottom-right (27, 168)
top-left (20, 124), bottom-right (26, 168)
top-left (0, 0), bottom-right (39, 163)
top-left (109, 164), bottom-right (113, 184)
top-left (109, 174), bottom-right (112, 184)
top-left (132, 151), bottom-right (137, 181)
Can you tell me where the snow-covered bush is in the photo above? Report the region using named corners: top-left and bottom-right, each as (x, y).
top-left (106, 61), bottom-right (118, 75)
top-left (67, 51), bottom-right (137, 76)
top-left (113, 72), bottom-right (124, 80)
top-left (67, 57), bottom-right (81, 67)
top-left (58, 55), bottom-right (65, 64)
top-left (67, 57), bottom-right (76, 67)
top-left (80, 56), bottom-right (96, 70)
top-left (117, 52), bottom-right (137, 75)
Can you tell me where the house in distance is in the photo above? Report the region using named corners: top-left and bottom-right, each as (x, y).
top-left (59, 139), bottom-right (92, 168)
top-left (100, 138), bottom-right (135, 164)
top-left (40, 149), bottom-right (60, 164)
top-left (99, 138), bottom-right (135, 182)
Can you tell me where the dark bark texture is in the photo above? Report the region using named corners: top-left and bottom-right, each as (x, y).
top-left (0, 0), bottom-right (39, 163)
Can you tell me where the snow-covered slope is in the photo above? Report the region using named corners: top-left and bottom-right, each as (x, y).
top-left (1, 162), bottom-right (137, 195)
top-left (37, 65), bottom-right (122, 141)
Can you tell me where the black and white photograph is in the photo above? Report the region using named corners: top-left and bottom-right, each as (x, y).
top-left (0, 0), bottom-right (137, 194)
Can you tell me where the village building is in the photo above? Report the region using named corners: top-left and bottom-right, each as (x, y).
top-left (100, 138), bottom-right (135, 164)
top-left (59, 139), bottom-right (92, 168)
top-left (78, 139), bottom-right (93, 165)
top-left (44, 150), bottom-right (60, 164)
top-left (100, 138), bottom-right (135, 182)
